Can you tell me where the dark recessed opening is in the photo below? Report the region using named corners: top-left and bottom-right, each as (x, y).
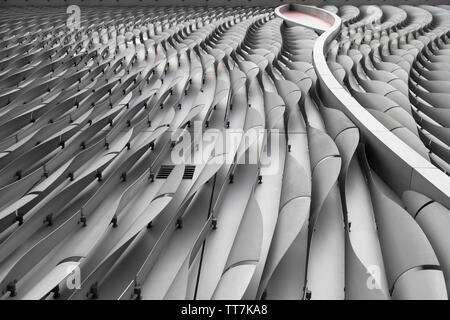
top-left (156, 165), bottom-right (195, 180)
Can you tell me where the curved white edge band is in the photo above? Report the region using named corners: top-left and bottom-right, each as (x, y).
top-left (276, 4), bottom-right (450, 208)
top-left (274, 4), bottom-right (334, 34)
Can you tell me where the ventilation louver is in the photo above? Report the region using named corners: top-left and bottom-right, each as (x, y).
top-left (156, 165), bottom-right (195, 179)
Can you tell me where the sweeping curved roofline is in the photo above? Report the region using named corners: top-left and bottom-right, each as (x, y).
top-left (276, 4), bottom-right (450, 208)
top-left (275, 4), bottom-right (335, 34)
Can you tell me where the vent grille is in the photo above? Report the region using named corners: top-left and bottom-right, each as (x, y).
top-left (156, 165), bottom-right (175, 179)
top-left (156, 165), bottom-right (195, 179)
top-left (183, 165), bottom-right (195, 179)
